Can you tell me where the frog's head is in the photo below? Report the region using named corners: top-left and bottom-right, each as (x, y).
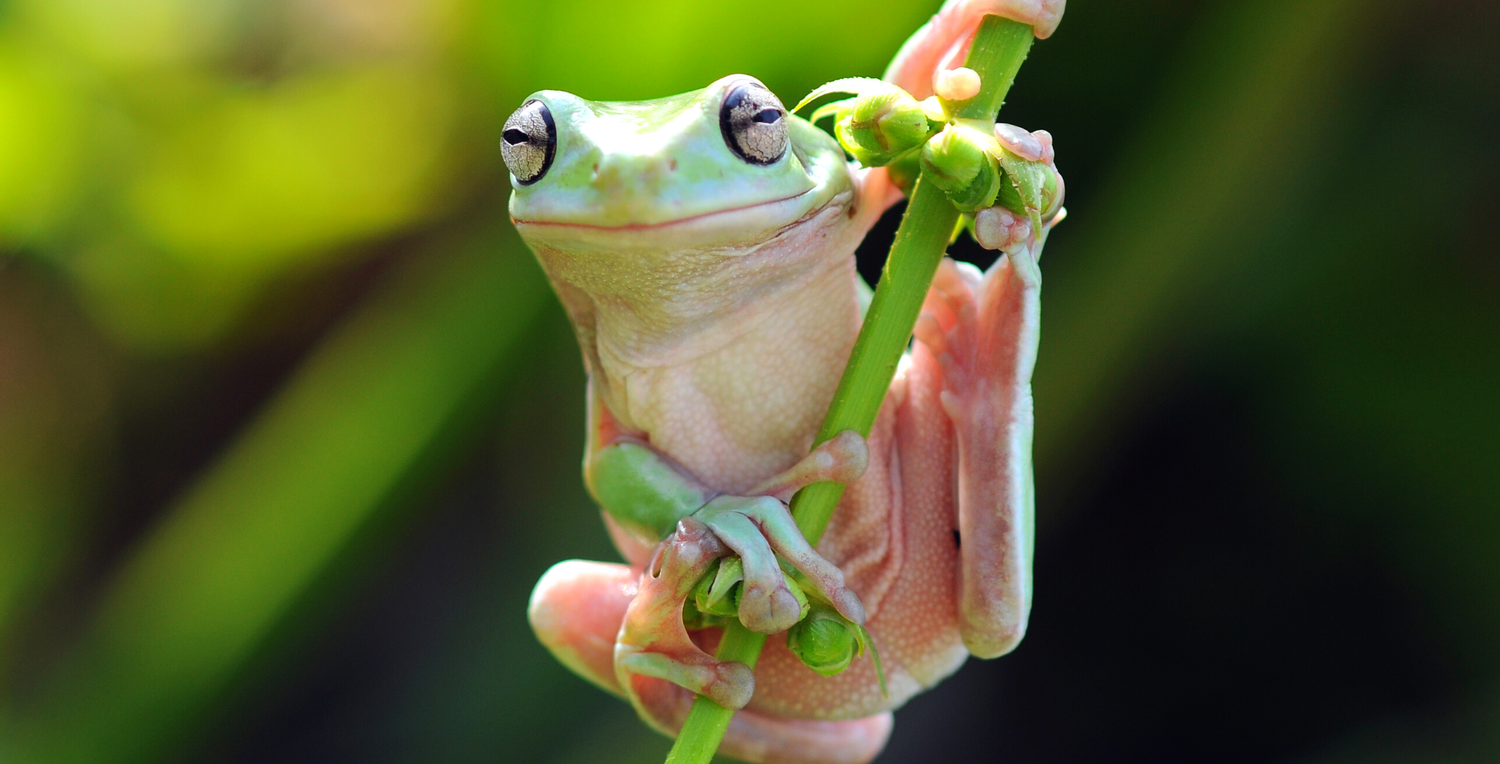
top-left (503, 75), bottom-right (855, 253)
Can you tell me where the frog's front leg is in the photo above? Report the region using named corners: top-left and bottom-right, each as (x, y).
top-left (608, 432), bottom-right (870, 713)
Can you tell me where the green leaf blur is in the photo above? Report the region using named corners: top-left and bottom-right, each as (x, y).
top-left (0, 1), bottom-right (1496, 763)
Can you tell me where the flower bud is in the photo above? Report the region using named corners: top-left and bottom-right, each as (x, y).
top-left (834, 87), bottom-right (936, 167)
top-left (686, 557), bottom-right (743, 629)
top-left (787, 605), bottom-right (860, 676)
top-left (922, 125), bottom-right (1001, 213)
top-left (995, 147), bottom-right (1065, 231)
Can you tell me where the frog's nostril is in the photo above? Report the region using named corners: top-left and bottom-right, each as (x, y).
top-left (591, 162), bottom-right (599, 179)
top-left (667, 158), bottom-right (678, 172)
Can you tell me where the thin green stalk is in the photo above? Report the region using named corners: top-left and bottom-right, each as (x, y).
top-left (788, 178), bottom-right (960, 540)
top-left (665, 16), bottom-right (1034, 764)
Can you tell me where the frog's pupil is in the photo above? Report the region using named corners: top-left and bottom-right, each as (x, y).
top-left (503, 128), bottom-right (530, 145)
top-left (752, 109), bottom-right (781, 124)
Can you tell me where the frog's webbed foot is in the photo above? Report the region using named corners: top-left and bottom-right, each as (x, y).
top-left (615, 434), bottom-right (869, 711)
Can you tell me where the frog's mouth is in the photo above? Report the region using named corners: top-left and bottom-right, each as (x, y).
top-left (512, 187), bottom-right (821, 234)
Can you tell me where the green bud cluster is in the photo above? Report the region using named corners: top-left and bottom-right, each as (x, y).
top-left (786, 605), bottom-right (860, 675)
top-left (831, 90), bottom-right (937, 167)
top-left (798, 78), bottom-right (1064, 226)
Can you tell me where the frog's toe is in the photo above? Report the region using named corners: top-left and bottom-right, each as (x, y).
top-left (973, 206), bottom-right (1034, 254)
top-left (738, 577), bottom-right (810, 635)
top-left (747, 431), bottom-right (869, 501)
top-left (885, 0), bottom-right (1066, 99)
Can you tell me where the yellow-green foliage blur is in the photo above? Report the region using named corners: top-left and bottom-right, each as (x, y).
top-left (1, 1), bottom-right (1497, 763)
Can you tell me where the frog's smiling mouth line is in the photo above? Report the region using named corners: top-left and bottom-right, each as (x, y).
top-left (512, 188), bottom-right (817, 232)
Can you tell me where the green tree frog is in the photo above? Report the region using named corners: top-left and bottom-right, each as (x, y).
top-left (514, 2), bottom-right (1065, 762)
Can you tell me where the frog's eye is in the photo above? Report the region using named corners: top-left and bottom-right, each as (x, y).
top-left (502, 99), bottom-right (556, 185)
top-left (720, 81), bottom-right (788, 166)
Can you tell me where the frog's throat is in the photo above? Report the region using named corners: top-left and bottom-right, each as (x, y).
top-left (527, 194), bottom-right (862, 373)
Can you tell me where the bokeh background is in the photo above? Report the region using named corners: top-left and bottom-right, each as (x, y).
top-left (0, 0), bottom-right (1496, 762)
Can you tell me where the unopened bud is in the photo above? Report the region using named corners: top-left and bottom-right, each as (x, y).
top-left (996, 146), bottom-right (1065, 231)
top-left (993, 123), bottom-right (1044, 162)
top-left (1041, 163), bottom-right (1064, 222)
top-left (835, 87), bottom-right (936, 167)
top-left (689, 557), bottom-right (744, 624)
top-left (922, 125), bottom-right (1001, 212)
top-left (787, 605), bottom-right (860, 676)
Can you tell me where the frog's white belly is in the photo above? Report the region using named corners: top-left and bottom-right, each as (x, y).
top-left (609, 256), bottom-right (864, 494)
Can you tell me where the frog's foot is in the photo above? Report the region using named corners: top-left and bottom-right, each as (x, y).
top-left (696, 493), bottom-right (865, 632)
top-left (615, 436), bottom-right (869, 711)
top-left (530, 559), bottom-right (640, 695)
top-left (885, 0), bottom-right (1067, 100)
top-left (616, 502), bottom-right (864, 708)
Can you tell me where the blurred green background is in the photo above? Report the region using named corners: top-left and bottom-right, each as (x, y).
top-left (0, 0), bottom-right (1496, 762)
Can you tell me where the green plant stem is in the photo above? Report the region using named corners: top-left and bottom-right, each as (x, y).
top-left (664, 16), bottom-right (1033, 764)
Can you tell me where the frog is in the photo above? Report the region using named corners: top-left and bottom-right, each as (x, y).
top-left (513, 2), bottom-right (1065, 762)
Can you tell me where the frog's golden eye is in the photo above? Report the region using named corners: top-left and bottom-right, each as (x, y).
top-left (720, 81), bottom-right (788, 166)
top-left (502, 99), bottom-right (556, 185)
